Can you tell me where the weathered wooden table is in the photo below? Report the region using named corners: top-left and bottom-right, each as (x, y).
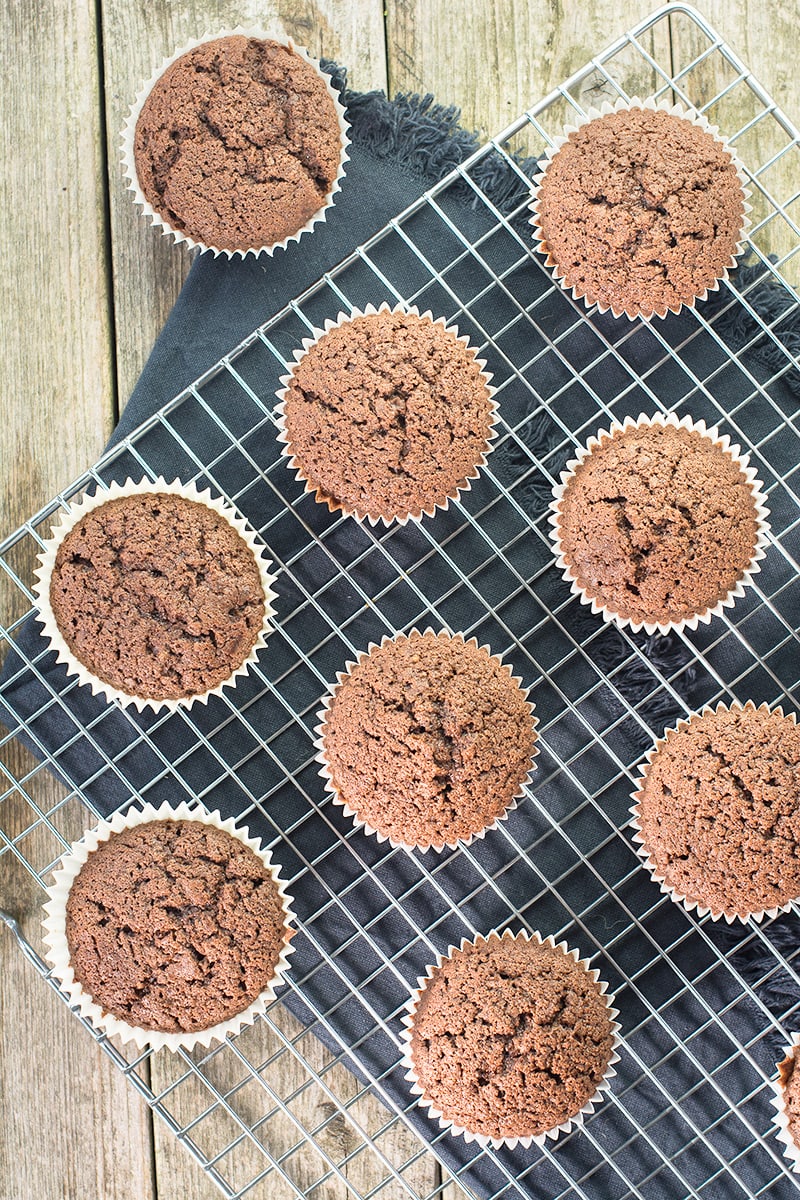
top-left (2, 2), bottom-right (798, 1198)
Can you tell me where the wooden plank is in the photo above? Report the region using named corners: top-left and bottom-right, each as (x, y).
top-left (97, 7), bottom-right (397, 1197)
top-left (100, 0), bottom-right (390, 409)
top-left (4, 3), bottom-right (800, 1200)
top-left (385, 0), bottom-right (671, 142)
top-left (0, 1), bottom-right (151, 1198)
top-left (0, 752), bottom-right (156, 1200)
top-left (664, 1), bottom-right (800, 286)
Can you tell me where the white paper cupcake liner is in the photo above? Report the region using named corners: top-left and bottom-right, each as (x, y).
top-left (548, 411), bottom-right (771, 637)
top-left (42, 800), bottom-right (296, 1052)
top-left (399, 928), bottom-right (621, 1149)
top-left (33, 477), bottom-right (278, 713)
top-left (630, 701), bottom-right (799, 923)
top-left (771, 1033), bottom-right (800, 1172)
top-left (314, 629), bottom-right (538, 852)
top-left (121, 29), bottom-right (350, 259)
top-left (275, 303), bottom-right (499, 526)
top-left (529, 96), bottom-right (752, 320)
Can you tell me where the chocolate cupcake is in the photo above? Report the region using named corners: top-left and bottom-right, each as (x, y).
top-left (549, 413), bottom-right (770, 635)
top-left (400, 930), bottom-right (620, 1147)
top-left (123, 32), bottom-right (349, 256)
top-left (42, 802), bottom-right (295, 1051)
top-left (772, 1036), bottom-right (800, 1172)
top-left (33, 478), bottom-right (277, 711)
top-left (530, 98), bottom-right (749, 319)
top-left (631, 702), bottom-right (800, 921)
top-left (277, 305), bottom-right (498, 524)
top-left (316, 630), bottom-right (537, 851)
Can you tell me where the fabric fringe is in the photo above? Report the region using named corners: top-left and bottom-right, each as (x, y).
top-left (710, 914), bottom-right (800, 1047)
top-left (325, 60), bottom-right (800, 394)
top-left (322, 59), bottom-right (538, 216)
top-left (325, 59), bottom-right (800, 1010)
top-left (703, 260), bottom-right (800, 397)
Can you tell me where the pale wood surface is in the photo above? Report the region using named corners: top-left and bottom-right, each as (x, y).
top-left (2, 3), bottom-right (799, 1199)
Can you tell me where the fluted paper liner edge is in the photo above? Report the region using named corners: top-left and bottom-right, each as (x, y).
top-left (42, 800), bottom-right (296, 1052)
top-left (275, 303), bottom-right (499, 526)
top-left (771, 1032), bottom-right (800, 1172)
top-left (33, 477), bottom-right (278, 712)
top-left (529, 96), bottom-right (752, 321)
top-left (314, 629), bottom-right (538, 852)
top-left (398, 928), bottom-right (621, 1148)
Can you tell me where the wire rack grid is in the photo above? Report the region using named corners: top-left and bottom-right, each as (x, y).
top-left (2, 4), bottom-right (800, 1199)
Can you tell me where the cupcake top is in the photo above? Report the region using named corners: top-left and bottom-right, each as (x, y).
top-left (778, 1046), bottom-right (800, 1149)
top-left (49, 491), bottom-right (266, 701)
top-left (280, 308), bottom-right (495, 522)
top-left (64, 819), bottom-right (289, 1033)
top-left (408, 934), bottom-right (616, 1141)
top-left (554, 421), bottom-right (760, 628)
top-left (634, 704), bottom-right (800, 918)
top-left (133, 35), bottom-right (343, 251)
top-left (320, 631), bottom-right (536, 849)
top-left (533, 105), bottom-right (745, 318)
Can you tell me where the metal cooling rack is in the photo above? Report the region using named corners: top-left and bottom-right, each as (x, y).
top-left (2, 4), bottom-right (800, 1199)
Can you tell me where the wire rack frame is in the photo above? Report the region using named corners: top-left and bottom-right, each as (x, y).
top-left (2, 4), bottom-right (800, 1199)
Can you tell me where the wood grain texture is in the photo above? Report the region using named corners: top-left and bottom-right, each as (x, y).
top-left (3, 2), bottom-right (800, 1200)
top-left (664, 0), bottom-right (800, 285)
top-left (101, 0), bottom-right (389, 408)
top-left (0, 2), bottom-right (140, 1199)
top-left (384, 0), bottom-right (670, 140)
top-left (0, 0), bottom-right (115, 516)
top-left (98, 9), bottom-right (397, 1197)
top-left (0, 751), bottom-right (155, 1200)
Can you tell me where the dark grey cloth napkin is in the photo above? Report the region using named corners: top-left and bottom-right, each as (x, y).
top-left (3, 63), bottom-right (800, 1200)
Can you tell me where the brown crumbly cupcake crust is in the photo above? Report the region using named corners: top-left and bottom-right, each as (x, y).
top-left (65, 820), bottom-right (288, 1033)
top-left (134, 36), bottom-right (342, 251)
top-left (535, 107), bottom-right (744, 317)
top-left (50, 492), bottom-right (266, 701)
top-left (410, 935), bottom-right (615, 1140)
top-left (780, 1047), bottom-right (800, 1145)
top-left (322, 631), bottom-right (536, 847)
top-left (283, 309), bottom-right (494, 522)
top-left (636, 705), bottom-right (800, 916)
top-left (556, 423), bottom-right (758, 626)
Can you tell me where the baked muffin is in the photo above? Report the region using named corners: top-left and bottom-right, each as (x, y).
top-left (632, 702), bottom-right (800, 920)
top-left (550, 414), bottom-right (768, 634)
top-left (531, 101), bottom-right (747, 319)
top-left (773, 1039), bottom-right (800, 1172)
top-left (316, 630), bottom-right (537, 850)
top-left (278, 306), bottom-right (497, 523)
top-left (35, 479), bottom-right (275, 709)
top-left (129, 34), bottom-right (347, 253)
top-left (43, 803), bottom-right (295, 1050)
top-left (402, 931), bottom-right (618, 1145)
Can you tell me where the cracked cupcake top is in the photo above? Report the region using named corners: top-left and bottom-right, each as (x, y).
top-left (554, 422), bottom-right (759, 627)
top-left (778, 1045), bottom-right (800, 1147)
top-left (408, 934), bottom-right (616, 1140)
top-left (50, 492), bottom-right (266, 701)
top-left (635, 704), bottom-right (800, 916)
top-left (281, 308), bottom-right (494, 522)
top-left (534, 106), bottom-right (745, 318)
top-left (320, 631), bottom-right (537, 848)
top-left (65, 820), bottom-right (288, 1033)
top-left (133, 35), bottom-right (343, 250)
